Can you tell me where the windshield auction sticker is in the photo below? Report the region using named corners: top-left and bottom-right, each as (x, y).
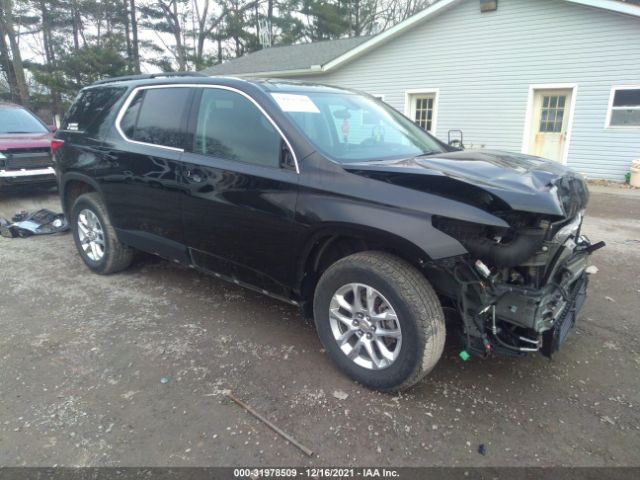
top-left (271, 93), bottom-right (320, 113)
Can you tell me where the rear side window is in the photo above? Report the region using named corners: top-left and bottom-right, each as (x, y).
top-left (191, 88), bottom-right (282, 167)
top-left (119, 87), bottom-right (191, 149)
top-left (63, 87), bottom-right (126, 133)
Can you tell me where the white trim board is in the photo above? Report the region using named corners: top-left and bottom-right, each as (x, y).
top-left (521, 83), bottom-right (578, 165)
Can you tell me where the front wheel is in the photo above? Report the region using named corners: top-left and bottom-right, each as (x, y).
top-left (313, 251), bottom-right (446, 391)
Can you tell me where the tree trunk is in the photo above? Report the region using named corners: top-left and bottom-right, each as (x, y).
top-left (123, 0), bottom-right (132, 68)
top-left (267, 0), bottom-right (273, 44)
top-left (159, 0), bottom-right (187, 70)
top-left (39, 0), bottom-right (62, 117)
top-left (130, 0), bottom-right (140, 73)
top-left (255, 2), bottom-right (260, 48)
top-left (171, 0), bottom-right (186, 70)
top-left (0, 0), bottom-right (28, 105)
top-left (0, 27), bottom-right (19, 103)
top-left (72, 0), bottom-right (81, 51)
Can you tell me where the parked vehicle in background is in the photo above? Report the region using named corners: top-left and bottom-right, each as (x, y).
top-left (0, 103), bottom-right (56, 187)
top-left (53, 74), bottom-right (602, 391)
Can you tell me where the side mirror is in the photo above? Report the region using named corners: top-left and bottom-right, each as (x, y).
top-left (48, 125), bottom-right (57, 133)
top-left (280, 141), bottom-right (296, 170)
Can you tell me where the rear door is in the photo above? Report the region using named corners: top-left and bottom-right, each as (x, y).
top-left (95, 86), bottom-right (194, 261)
top-left (180, 87), bottom-right (299, 297)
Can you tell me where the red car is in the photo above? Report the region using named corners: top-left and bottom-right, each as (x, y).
top-left (0, 102), bottom-right (56, 187)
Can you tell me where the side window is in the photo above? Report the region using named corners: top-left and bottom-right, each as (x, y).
top-left (119, 87), bottom-right (191, 149)
top-left (192, 89), bottom-right (282, 168)
top-left (120, 91), bottom-right (143, 138)
top-left (62, 87), bottom-right (126, 133)
top-left (608, 87), bottom-right (640, 127)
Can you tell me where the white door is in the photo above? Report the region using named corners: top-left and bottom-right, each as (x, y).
top-left (528, 89), bottom-right (573, 162)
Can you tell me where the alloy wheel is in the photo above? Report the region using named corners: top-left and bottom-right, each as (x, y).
top-left (329, 283), bottom-right (402, 370)
top-left (77, 209), bottom-right (105, 261)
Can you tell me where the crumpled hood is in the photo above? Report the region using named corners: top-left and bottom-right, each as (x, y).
top-left (0, 132), bottom-right (52, 151)
top-left (344, 149), bottom-right (588, 218)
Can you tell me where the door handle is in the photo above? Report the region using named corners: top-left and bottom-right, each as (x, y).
top-left (184, 169), bottom-right (204, 183)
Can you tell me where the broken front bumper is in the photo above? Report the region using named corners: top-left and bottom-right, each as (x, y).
top-left (472, 235), bottom-right (602, 358)
top-left (493, 249), bottom-right (590, 334)
top-left (541, 273), bottom-right (588, 357)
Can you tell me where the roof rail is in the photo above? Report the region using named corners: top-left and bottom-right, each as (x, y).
top-left (90, 71), bottom-right (207, 86)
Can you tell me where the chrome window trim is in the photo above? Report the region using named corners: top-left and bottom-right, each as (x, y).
top-left (114, 83), bottom-right (300, 173)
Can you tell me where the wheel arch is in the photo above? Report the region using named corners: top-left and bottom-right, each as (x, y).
top-left (295, 224), bottom-right (431, 306)
top-left (60, 173), bottom-right (103, 217)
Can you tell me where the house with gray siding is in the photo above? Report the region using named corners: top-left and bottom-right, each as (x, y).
top-left (203, 0), bottom-right (640, 180)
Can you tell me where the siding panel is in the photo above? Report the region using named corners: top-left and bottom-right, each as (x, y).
top-left (292, 0), bottom-right (640, 180)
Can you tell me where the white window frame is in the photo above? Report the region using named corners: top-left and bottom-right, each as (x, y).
top-left (521, 83), bottom-right (578, 165)
top-left (404, 88), bottom-right (439, 134)
top-left (605, 85), bottom-right (640, 129)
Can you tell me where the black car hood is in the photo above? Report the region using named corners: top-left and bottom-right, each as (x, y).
top-left (344, 150), bottom-right (588, 218)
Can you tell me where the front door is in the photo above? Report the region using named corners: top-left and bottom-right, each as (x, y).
top-left (528, 88), bottom-right (573, 162)
top-left (180, 87), bottom-right (299, 298)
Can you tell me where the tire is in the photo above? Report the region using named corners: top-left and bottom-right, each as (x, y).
top-left (313, 251), bottom-right (445, 391)
top-left (70, 192), bottom-right (134, 274)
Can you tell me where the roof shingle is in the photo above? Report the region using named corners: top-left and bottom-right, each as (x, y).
top-left (201, 36), bottom-right (371, 76)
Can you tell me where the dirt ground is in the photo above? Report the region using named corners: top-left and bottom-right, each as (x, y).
top-left (0, 184), bottom-right (638, 468)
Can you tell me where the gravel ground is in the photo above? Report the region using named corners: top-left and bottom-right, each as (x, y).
top-left (0, 184), bottom-right (638, 467)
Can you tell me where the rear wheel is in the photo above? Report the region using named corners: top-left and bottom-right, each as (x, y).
top-left (313, 251), bottom-right (446, 391)
top-left (71, 192), bottom-right (133, 274)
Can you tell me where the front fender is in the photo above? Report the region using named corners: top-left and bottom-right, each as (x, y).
top-left (296, 195), bottom-right (467, 261)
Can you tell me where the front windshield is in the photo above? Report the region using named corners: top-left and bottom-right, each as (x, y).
top-left (0, 107), bottom-right (48, 134)
top-left (271, 91), bottom-right (445, 163)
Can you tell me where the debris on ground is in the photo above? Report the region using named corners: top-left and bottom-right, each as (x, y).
top-left (0, 209), bottom-right (68, 238)
top-left (160, 377), bottom-right (170, 384)
top-left (585, 265), bottom-right (599, 274)
top-left (601, 416), bottom-right (616, 425)
top-left (332, 390), bottom-right (349, 401)
top-left (478, 444), bottom-right (487, 456)
top-left (227, 392), bottom-right (313, 457)
top-left (605, 296), bottom-right (616, 303)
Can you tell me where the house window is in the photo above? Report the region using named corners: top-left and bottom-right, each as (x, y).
top-left (414, 96), bottom-right (434, 132)
top-left (607, 87), bottom-right (640, 127)
top-left (406, 91), bottom-right (438, 133)
top-left (539, 95), bottom-right (566, 133)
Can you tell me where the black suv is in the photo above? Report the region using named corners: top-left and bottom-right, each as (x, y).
top-left (54, 74), bottom-right (600, 391)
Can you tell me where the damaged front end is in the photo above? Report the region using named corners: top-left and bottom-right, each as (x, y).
top-left (430, 176), bottom-right (604, 359)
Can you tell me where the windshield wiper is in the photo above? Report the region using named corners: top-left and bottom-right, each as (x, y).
top-left (4, 131), bottom-right (36, 134)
